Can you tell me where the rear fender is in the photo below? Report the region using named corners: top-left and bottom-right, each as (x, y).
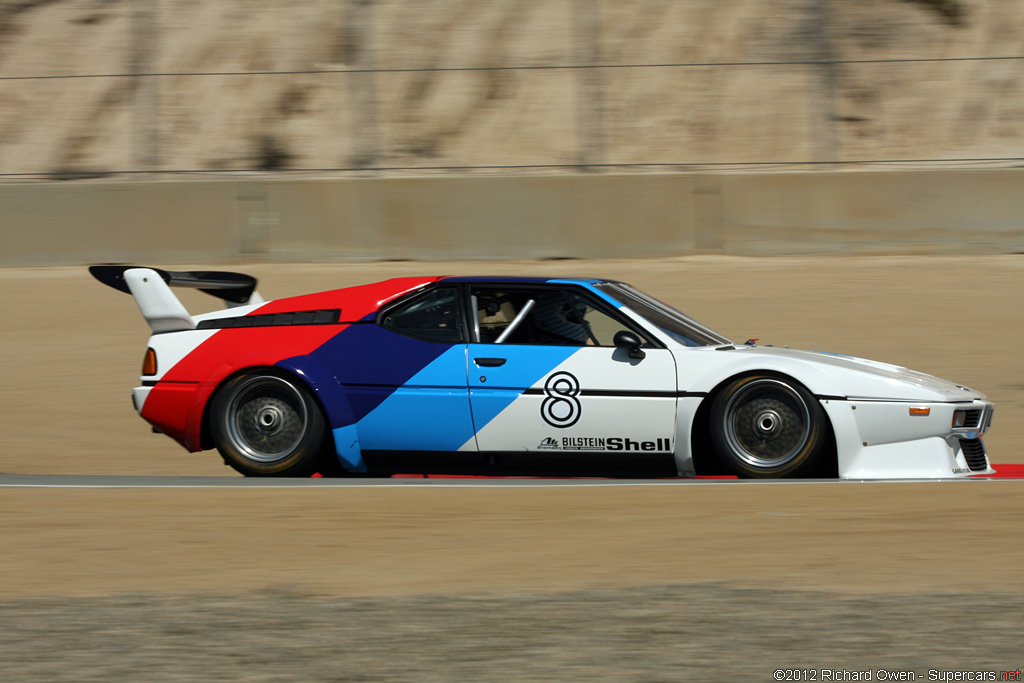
top-left (274, 356), bottom-right (365, 472)
top-left (196, 355), bottom-right (364, 472)
top-left (187, 350), bottom-right (319, 452)
top-left (170, 327), bottom-right (346, 451)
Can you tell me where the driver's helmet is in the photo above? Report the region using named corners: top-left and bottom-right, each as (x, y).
top-left (532, 295), bottom-right (589, 343)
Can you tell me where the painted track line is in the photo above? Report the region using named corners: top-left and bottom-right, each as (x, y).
top-left (0, 474), bottom-right (1021, 489)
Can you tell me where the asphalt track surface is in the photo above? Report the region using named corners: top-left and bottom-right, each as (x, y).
top-left (3, 470), bottom-right (1022, 487)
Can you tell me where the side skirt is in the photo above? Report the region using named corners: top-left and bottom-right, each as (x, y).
top-left (360, 450), bottom-right (677, 478)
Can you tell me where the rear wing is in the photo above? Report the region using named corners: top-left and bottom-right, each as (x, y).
top-left (89, 265), bottom-right (265, 333)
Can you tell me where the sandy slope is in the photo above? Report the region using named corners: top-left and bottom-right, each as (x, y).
top-left (2, 0), bottom-right (1023, 177)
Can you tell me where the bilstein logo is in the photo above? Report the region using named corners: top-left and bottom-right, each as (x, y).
top-left (541, 371), bottom-right (581, 428)
top-left (536, 437), bottom-right (672, 452)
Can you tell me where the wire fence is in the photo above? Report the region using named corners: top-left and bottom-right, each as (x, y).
top-left (2, 1), bottom-right (1024, 181)
top-left (5, 54), bottom-right (1024, 80)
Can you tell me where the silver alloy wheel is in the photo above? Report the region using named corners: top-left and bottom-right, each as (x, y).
top-left (720, 378), bottom-right (812, 469)
top-left (222, 375), bottom-right (309, 464)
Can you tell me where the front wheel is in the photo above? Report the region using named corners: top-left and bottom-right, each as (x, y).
top-left (210, 370), bottom-right (329, 477)
top-left (709, 374), bottom-right (827, 478)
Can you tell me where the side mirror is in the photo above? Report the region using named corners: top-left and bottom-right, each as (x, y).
top-left (613, 330), bottom-right (646, 360)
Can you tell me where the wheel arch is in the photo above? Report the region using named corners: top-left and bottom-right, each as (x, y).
top-left (198, 365), bottom-right (311, 452)
top-left (689, 369), bottom-right (838, 477)
top-left (199, 357), bottom-right (353, 454)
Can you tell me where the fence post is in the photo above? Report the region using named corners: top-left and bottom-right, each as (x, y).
top-left (808, 0), bottom-right (839, 167)
top-left (347, 0), bottom-right (378, 174)
top-left (131, 0), bottom-right (160, 175)
top-left (572, 0), bottom-right (604, 171)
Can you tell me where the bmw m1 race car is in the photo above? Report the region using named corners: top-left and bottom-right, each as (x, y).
top-left (91, 266), bottom-right (995, 479)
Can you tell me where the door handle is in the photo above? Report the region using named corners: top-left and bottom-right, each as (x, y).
top-left (474, 357), bottom-right (507, 367)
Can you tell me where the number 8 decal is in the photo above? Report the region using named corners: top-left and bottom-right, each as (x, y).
top-left (541, 371), bottom-right (581, 428)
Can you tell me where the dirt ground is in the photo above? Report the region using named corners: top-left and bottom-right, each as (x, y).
top-left (1, 255), bottom-right (1022, 679)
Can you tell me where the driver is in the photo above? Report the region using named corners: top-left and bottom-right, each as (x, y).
top-left (530, 294), bottom-right (590, 345)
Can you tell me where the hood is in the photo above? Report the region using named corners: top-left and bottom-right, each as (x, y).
top-left (724, 345), bottom-right (986, 402)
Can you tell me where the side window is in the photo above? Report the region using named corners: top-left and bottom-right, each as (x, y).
top-left (379, 287), bottom-right (464, 343)
top-left (558, 292), bottom-right (641, 346)
top-left (474, 289), bottom-right (534, 343)
top-left (472, 287), bottom-right (649, 346)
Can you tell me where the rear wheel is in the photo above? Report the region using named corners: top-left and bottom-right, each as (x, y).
top-left (210, 370), bottom-right (329, 477)
top-left (709, 374), bottom-right (826, 478)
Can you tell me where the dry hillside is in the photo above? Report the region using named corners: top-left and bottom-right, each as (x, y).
top-left (1, 0), bottom-right (1023, 179)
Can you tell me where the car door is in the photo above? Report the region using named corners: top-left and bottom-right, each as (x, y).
top-left (317, 285), bottom-right (476, 459)
top-left (465, 284), bottom-right (678, 467)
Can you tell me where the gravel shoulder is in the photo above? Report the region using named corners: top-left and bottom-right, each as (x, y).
top-left (4, 587), bottom-right (1022, 682)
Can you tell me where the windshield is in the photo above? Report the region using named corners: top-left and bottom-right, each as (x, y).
top-left (594, 282), bottom-right (732, 347)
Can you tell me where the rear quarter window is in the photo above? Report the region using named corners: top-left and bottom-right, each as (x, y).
top-left (379, 287), bottom-right (464, 343)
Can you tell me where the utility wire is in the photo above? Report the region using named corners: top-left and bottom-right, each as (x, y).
top-left (2, 55), bottom-right (1024, 81)
top-left (4, 157), bottom-right (1024, 178)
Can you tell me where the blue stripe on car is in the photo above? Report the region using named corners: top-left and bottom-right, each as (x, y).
top-left (309, 324), bottom-right (455, 422)
top-left (353, 345), bottom-right (476, 452)
top-left (331, 424), bottom-right (366, 472)
top-left (279, 288), bottom-right (602, 469)
top-left (467, 345), bottom-right (580, 432)
top-left (548, 279), bottom-right (624, 308)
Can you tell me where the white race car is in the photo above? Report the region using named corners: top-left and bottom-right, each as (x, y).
top-left (91, 266), bottom-right (995, 478)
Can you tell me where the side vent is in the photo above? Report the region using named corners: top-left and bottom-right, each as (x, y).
top-left (958, 438), bottom-right (988, 472)
top-left (196, 309), bottom-right (341, 330)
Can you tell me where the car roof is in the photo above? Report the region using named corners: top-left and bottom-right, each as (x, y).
top-left (438, 276), bottom-right (607, 285)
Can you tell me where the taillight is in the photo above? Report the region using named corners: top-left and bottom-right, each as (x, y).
top-left (142, 348), bottom-right (157, 376)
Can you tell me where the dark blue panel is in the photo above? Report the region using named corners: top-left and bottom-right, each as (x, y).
top-left (308, 324), bottom-right (454, 422)
top-left (274, 355), bottom-right (356, 429)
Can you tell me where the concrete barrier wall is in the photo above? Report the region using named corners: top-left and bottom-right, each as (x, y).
top-left (2, 170), bottom-right (1022, 266)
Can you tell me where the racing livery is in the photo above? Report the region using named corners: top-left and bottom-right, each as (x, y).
top-left (90, 266), bottom-right (995, 479)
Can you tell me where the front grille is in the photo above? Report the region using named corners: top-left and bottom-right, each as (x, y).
top-left (955, 409), bottom-right (983, 430)
top-left (959, 438), bottom-right (988, 472)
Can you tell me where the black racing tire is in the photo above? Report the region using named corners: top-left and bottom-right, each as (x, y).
top-left (709, 374), bottom-right (826, 478)
top-left (210, 370), bottom-right (329, 477)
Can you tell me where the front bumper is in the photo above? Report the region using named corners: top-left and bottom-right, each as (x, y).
top-left (822, 398), bottom-right (995, 479)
